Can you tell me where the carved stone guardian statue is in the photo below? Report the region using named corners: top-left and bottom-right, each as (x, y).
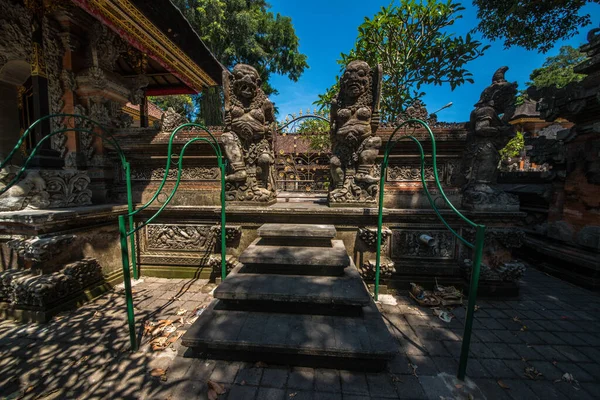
top-left (461, 66), bottom-right (520, 211)
top-left (222, 64), bottom-right (276, 204)
top-left (328, 60), bottom-right (383, 206)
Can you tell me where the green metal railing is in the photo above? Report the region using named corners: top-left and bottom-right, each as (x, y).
top-left (116, 122), bottom-right (226, 351)
top-left (374, 118), bottom-right (485, 381)
top-left (0, 117), bottom-right (227, 352)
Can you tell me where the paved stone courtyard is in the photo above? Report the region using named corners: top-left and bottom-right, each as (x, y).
top-left (1, 267), bottom-right (599, 400)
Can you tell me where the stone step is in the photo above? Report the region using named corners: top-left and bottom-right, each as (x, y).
top-left (239, 239), bottom-right (349, 269)
top-left (181, 299), bottom-right (397, 370)
top-left (214, 265), bottom-right (370, 306)
top-left (257, 223), bottom-right (336, 239)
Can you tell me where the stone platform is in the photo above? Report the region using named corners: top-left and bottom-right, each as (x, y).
top-left (182, 223), bottom-right (396, 370)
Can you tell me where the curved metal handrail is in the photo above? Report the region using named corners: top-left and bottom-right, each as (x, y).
top-left (116, 124), bottom-right (227, 351)
top-left (374, 118), bottom-right (485, 381)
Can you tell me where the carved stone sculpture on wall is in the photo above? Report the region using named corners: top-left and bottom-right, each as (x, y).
top-left (159, 107), bottom-right (189, 132)
top-left (461, 67), bottom-right (520, 211)
top-left (222, 64), bottom-right (276, 203)
top-left (328, 60), bottom-right (383, 205)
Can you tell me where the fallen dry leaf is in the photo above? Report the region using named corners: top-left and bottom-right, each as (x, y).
top-left (207, 380), bottom-right (225, 395)
top-left (524, 366), bottom-right (542, 380)
top-left (409, 362), bottom-right (419, 377)
top-left (149, 368), bottom-right (168, 381)
top-left (289, 392), bottom-right (297, 398)
top-left (497, 380), bottom-right (510, 389)
top-left (208, 389), bottom-right (218, 400)
top-left (176, 308), bottom-right (187, 316)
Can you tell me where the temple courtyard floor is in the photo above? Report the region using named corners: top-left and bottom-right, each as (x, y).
top-left (0, 267), bottom-right (599, 400)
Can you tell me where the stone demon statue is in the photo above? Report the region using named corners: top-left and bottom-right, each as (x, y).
top-left (328, 60), bottom-right (383, 205)
top-left (461, 66), bottom-right (520, 211)
top-left (222, 64), bottom-right (276, 203)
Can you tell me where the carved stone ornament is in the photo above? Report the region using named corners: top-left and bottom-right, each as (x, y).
top-left (358, 226), bottom-right (391, 250)
top-left (87, 21), bottom-right (127, 70)
top-left (208, 254), bottom-right (240, 276)
top-left (1, 258), bottom-right (102, 307)
top-left (0, 165), bottom-right (92, 211)
top-left (462, 259), bottom-right (526, 282)
top-left (0, 0), bottom-right (32, 72)
top-left (8, 234), bottom-right (76, 263)
top-left (359, 257), bottom-right (396, 281)
top-left (391, 229), bottom-right (455, 260)
top-left (396, 99), bottom-right (439, 126)
top-left (461, 66), bottom-right (520, 211)
top-left (159, 107), bottom-right (189, 132)
top-left (127, 166), bottom-right (220, 181)
top-left (222, 64), bottom-right (277, 203)
top-left (329, 60), bottom-right (383, 205)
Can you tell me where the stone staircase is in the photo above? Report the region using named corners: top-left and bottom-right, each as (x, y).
top-left (181, 223), bottom-right (397, 370)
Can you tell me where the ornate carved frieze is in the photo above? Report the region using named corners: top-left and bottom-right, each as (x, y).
top-left (8, 234), bottom-right (76, 263)
top-left (358, 226), bottom-right (391, 250)
top-left (387, 164), bottom-right (440, 182)
top-left (87, 21), bottom-right (127, 70)
top-left (126, 165), bottom-right (220, 181)
top-left (145, 224), bottom-right (216, 252)
top-left (391, 229), bottom-right (455, 260)
top-left (43, 16), bottom-right (67, 156)
top-left (0, 168), bottom-right (92, 211)
top-left (140, 223), bottom-right (239, 266)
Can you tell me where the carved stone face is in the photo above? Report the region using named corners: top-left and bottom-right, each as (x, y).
top-left (341, 61), bottom-right (370, 99)
top-left (232, 64), bottom-right (261, 100)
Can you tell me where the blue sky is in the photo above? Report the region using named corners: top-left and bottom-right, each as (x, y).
top-left (267, 0), bottom-right (600, 122)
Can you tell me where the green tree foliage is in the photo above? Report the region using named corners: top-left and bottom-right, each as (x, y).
top-left (295, 118), bottom-right (331, 151)
top-left (499, 131), bottom-right (524, 161)
top-left (167, 0), bottom-right (308, 124)
top-left (528, 45), bottom-right (586, 89)
top-left (472, 0), bottom-right (597, 53)
top-left (315, 0), bottom-right (487, 121)
top-left (149, 95), bottom-right (195, 120)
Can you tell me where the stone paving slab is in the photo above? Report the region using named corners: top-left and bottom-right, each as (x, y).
top-left (239, 239), bottom-right (350, 268)
top-left (215, 264), bottom-right (370, 305)
top-left (258, 223), bottom-right (337, 239)
top-left (0, 268), bottom-right (598, 399)
top-left (181, 299), bottom-right (396, 360)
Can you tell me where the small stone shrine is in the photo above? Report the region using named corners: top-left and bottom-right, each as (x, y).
top-left (328, 60), bottom-right (383, 206)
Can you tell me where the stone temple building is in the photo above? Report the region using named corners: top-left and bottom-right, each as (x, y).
top-left (0, 0), bottom-right (598, 335)
top-left (0, 0), bottom-right (224, 321)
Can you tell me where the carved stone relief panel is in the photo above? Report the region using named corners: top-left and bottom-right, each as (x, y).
top-left (386, 164), bottom-right (442, 182)
top-left (125, 165), bottom-right (220, 181)
top-left (145, 224), bottom-right (216, 252)
top-left (391, 229), bottom-right (455, 260)
top-left (140, 223), bottom-right (239, 266)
